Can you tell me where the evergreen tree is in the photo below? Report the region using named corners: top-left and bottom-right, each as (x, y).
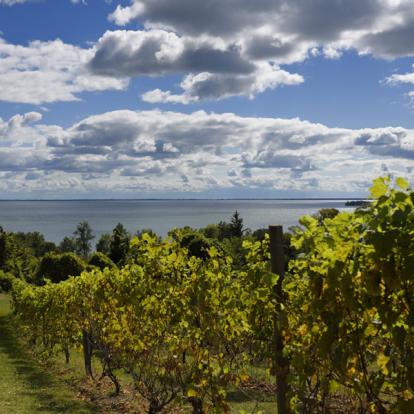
top-left (229, 210), bottom-right (244, 238)
top-left (109, 223), bottom-right (130, 265)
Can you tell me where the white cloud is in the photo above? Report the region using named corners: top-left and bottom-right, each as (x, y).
top-left (90, 29), bottom-right (303, 102)
top-left (142, 63), bottom-right (303, 103)
top-left (87, 0), bottom-right (414, 102)
top-left (0, 109), bottom-right (413, 196)
top-left (387, 64), bottom-right (414, 85)
top-left (0, 0), bottom-right (28, 4)
top-left (0, 38), bottom-right (128, 104)
top-left (3, 0), bottom-right (414, 103)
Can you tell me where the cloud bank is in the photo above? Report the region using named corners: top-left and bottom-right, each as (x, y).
top-left (0, 109), bottom-right (412, 197)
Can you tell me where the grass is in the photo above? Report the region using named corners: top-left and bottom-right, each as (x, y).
top-left (228, 389), bottom-right (276, 413)
top-left (0, 293), bottom-right (95, 414)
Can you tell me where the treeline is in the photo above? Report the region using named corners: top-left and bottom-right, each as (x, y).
top-left (0, 209), bottom-right (294, 290)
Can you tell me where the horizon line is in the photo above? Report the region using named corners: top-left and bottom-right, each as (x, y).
top-left (0, 197), bottom-right (368, 202)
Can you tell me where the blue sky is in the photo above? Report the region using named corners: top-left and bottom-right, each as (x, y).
top-left (0, 0), bottom-right (414, 198)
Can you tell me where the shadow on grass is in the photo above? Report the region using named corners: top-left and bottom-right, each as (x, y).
top-left (0, 313), bottom-right (95, 414)
top-left (227, 388), bottom-right (275, 403)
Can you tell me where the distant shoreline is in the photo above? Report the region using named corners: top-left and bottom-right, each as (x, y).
top-left (0, 198), bottom-right (368, 202)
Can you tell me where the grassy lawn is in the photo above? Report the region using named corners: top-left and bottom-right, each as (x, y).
top-left (0, 294), bottom-right (95, 414)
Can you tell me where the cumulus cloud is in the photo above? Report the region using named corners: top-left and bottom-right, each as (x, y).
top-left (89, 29), bottom-right (303, 102)
top-left (89, 30), bottom-right (255, 77)
top-left (0, 38), bottom-right (128, 105)
top-left (107, 0), bottom-right (414, 59)
top-left (4, 0), bottom-right (414, 103)
top-left (87, 0), bottom-right (414, 102)
top-left (142, 64), bottom-right (303, 103)
top-left (0, 109), bottom-right (413, 196)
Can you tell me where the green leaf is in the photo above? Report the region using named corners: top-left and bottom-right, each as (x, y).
top-left (263, 272), bottom-right (279, 287)
top-left (370, 178), bottom-right (388, 199)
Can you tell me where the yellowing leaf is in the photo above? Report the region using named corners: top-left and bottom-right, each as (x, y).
top-left (187, 389), bottom-right (198, 398)
top-left (377, 352), bottom-right (390, 375)
top-left (403, 389), bottom-right (414, 400)
top-left (298, 324), bottom-right (308, 336)
top-left (370, 178), bottom-right (388, 199)
top-left (396, 177), bottom-right (410, 190)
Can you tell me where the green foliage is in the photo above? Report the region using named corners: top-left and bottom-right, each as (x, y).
top-left (12, 234), bottom-right (252, 413)
top-left (0, 227), bottom-right (38, 280)
top-left (0, 271), bottom-right (15, 293)
top-left (13, 231), bottom-right (57, 257)
top-left (59, 236), bottom-right (77, 253)
top-left (200, 211), bottom-right (246, 242)
top-left (73, 221), bottom-right (94, 259)
top-left (88, 252), bottom-right (115, 270)
top-left (109, 223), bottom-right (130, 265)
top-left (10, 176), bottom-right (414, 414)
top-left (135, 228), bottom-right (159, 240)
top-left (180, 232), bottom-right (216, 260)
top-left (285, 176), bottom-right (414, 412)
top-left (95, 233), bottom-right (111, 256)
top-left (200, 224), bottom-right (220, 239)
top-left (36, 253), bottom-right (85, 284)
top-left (313, 207), bottom-right (340, 223)
top-left (230, 210), bottom-right (244, 238)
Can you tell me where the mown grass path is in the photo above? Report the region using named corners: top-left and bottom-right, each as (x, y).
top-left (0, 294), bottom-right (95, 414)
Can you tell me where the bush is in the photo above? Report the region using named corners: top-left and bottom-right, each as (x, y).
top-left (88, 252), bottom-right (115, 270)
top-left (180, 232), bottom-right (218, 260)
top-left (0, 271), bottom-right (15, 293)
top-left (36, 253), bottom-right (85, 284)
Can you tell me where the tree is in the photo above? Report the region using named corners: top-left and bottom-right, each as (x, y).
top-left (74, 221), bottom-right (94, 259)
top-left (14, 232), bottom-right (56, 257)
top-left (59, 236), bottom-right (77, 253)
top-left (96, 233), bottom-right (111, 256)
top-left (0, 227), bottom-right (7, 270)
top-left (313, 207), bottom-right (340, 224)
top-left (0, 227), bottom-right (38, 280)
top-left (136, 228), bottom-right (159, 240)
top-left (109, 223), bottom-right (130, 265)
top-left (200, 224), bottom-right (220, 239)
top-left (217, 221), bottom-right (232, 240)
top-left (36, 252), bottom-right (85, 284)
top-left (230, 210), bottom-right (244, 238)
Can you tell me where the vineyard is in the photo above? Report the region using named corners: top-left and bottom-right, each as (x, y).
top-left (6, 177), bottom-right (414, 413)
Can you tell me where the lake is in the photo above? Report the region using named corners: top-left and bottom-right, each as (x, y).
top-left (0, 199), bottom-right (355, 243)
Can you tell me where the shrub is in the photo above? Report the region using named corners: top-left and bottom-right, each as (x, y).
top-left (180, 232), bottom-right (215, 260)
top-left (36, 253), bottom-right (85, 284)
top-left (0, 271), bottom-right (15, 293)
top-left (88, 252), bottom-right (115, 270)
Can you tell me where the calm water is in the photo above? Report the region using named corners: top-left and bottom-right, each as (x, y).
top-left (0, 199), bottom-right (354, 243)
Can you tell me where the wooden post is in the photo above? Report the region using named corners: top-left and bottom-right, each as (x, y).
top-left (82, 329), bottom-right (93, 377)
top-left (269, 225), bottom-right (290, 414)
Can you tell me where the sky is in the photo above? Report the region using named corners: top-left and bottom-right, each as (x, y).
top-left (0, 0), bottom-right (414, 199)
